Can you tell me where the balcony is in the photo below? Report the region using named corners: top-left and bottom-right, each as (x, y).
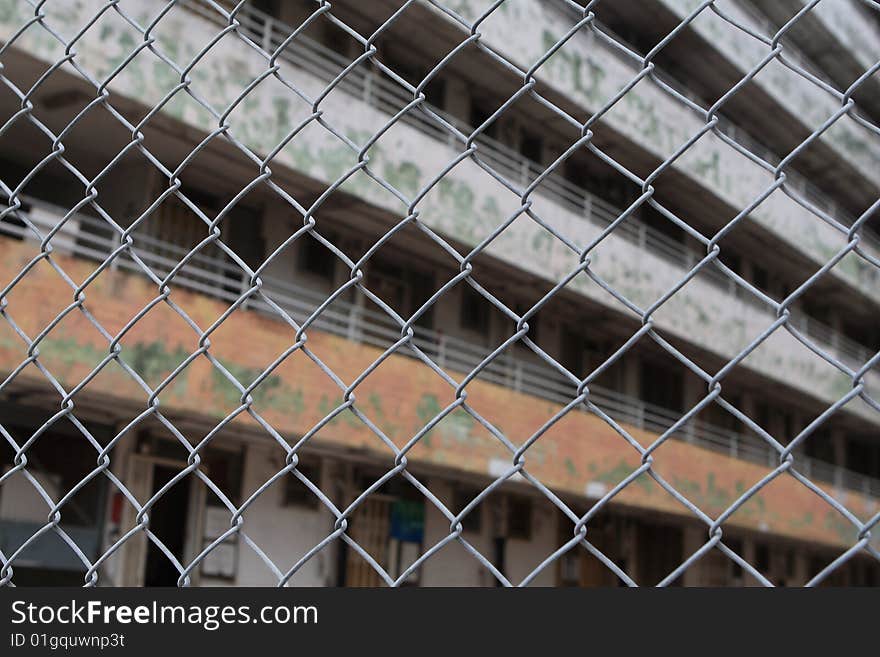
top-left (174, 0), bottom-right (879, 413)
top-left (3, 194), bottom-right (879, 502)
top-left (1, 0), bottom-right (875, 416)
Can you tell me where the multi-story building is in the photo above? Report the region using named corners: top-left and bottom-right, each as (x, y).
top-left (0, 0), bottom-right (878, 586)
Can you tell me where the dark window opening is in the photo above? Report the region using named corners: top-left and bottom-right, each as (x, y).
top-left (641, 202), bottom-right (684, 244)
top-left (804, 430), bottom-right (835, 465)
top-left (492, 537), bottom-right (505, 586)
top-left (728, 538), bottom-right (743, 578)
top-left (470, 100), bottom-right (498, 139)
top-left (424, 77), bottom-right (446, 110)
top-left (637, 523), bottom-right (684, 586)
top-left (640, 360), bottom-right (684, 413)
top-left (299, 235), bottom-right (336, 281)
top-left (560, 328), bottom-right (598, 376)
top-left (520, 130), bottom-right (543, 164)
top-left (846, 438), bottom-right (880, 478)
top-left (203, 447), bottom-right (245, 507)
top-left (460, 284), bottom-right (490, 335)
top-left (752, 264), bottom-right (769, 293)
top-left (506, 496), bottom-right (532, 540)
top-left (754, 544), bottom-right (770, 572)
top-left (452, 486), bottom-right (482, 533)
top-left (283, 460), bottom-right (322, 509)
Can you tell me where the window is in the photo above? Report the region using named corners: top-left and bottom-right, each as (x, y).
top-left (846, 438), bottom-right (880, 477)
top-left (452, 486), bottom-right (482, 533)
top-left (754, 402), bottom-right (771, 432)
top-left (727, 538), bottom-right (743, 579)
top-left (470, 100), bottom-right (497, 139)
top-left (506, 496), bottom-right (532, 540)
top-left (560, 328), bottom-right (597, 375)
top-left (520, 130), bottom-right (543, 163)
top-left (299, 235), bottom-right (336, 281)
top-left (0, 419), bottom-right (111, 528)
top-left (367, 262), bottom-right (406, 311)
top-left (282, 461), bottom-right (322, 509)
top-left (804, 429), bottom-right (835, 464)
top-left (785, 549), bottom-right (796, 578)
top-left (641, 202), bottom-right (684, 244)
top-left (754, 543), bottom-right (770, 572)
top-left (424, 77), bottom-right (446, 110)
top-left (640, 360), bottom-right (684, 413)
top-left (752, 264), bottom-right (769, 293)
top-left (460, 284), bottom-right (490, 334)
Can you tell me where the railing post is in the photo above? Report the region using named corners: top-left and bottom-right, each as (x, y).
top-left (363, 70), bottom-right (374, 106)
top-left (437, 333), bottom-right (446, 369)
top-left (262, 17), bottom-right (274, 53)
top-left (240, 272), bottom-right (249, 310)
top-left (347, 304), bottom-right (362, 342)
top-left (583, 194), bottom-right (592, 222)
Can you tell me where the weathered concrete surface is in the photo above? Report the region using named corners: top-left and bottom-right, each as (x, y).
top-left (0, 236), bottom-right (875, 550)
top-left (425, 0), bottom-right (880, 304)
top-left (801, 0), bottom-right (880, 74)
top-left (0, 0), bottom-right (874, 423)
top-left (658, 0), bottom-right (880, 186)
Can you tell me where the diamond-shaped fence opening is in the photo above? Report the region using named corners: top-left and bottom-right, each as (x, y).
top-left (0, 0), bottom-right (878, 587)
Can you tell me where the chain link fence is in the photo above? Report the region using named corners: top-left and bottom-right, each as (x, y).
top-left (0, 0), bottom-right (878, 587)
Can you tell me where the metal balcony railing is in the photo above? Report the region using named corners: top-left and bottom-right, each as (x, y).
top-left (2, 195), bottom-right (879, 500)
top-left (178, 0), bottom-right (879, 373)
top-left (556, 0), bottom-right (880, 240)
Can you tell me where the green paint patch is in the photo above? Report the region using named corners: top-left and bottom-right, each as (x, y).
top-left (212, 359), bottom-right (303, 416)
top-left (596, 459), bottom-right (653, 493)
top-left (383, 161), bottom-right (421, 198)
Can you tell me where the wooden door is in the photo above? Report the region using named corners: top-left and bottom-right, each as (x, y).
top-left (345, 497), bottom-right (392, 587)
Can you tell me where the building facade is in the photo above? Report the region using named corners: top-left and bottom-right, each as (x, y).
top-left (0, 0), bottom-right (878, 586)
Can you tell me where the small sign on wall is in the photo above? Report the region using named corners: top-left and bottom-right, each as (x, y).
top-left (200, 505), bottom-right (238, 580)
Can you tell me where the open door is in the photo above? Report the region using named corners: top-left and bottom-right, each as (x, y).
top-left (119, 455), bottom-right (205, 586)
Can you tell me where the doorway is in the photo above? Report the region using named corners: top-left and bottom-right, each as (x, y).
top-left (143, 464), bottom-right (191, 587)
top-left (120, 454), bottom-right (205, 587)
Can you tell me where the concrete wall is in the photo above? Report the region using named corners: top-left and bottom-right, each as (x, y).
top-left (657, 0), bottom-right (880, 185)
top-left (423, 0), bottom-right (880, 304)
top-left (0, 237), bottom-right (875, 550)
top-left (0, 0), bottom-right (874, 421)
top-left (230, 440), bottom-right (329, 586)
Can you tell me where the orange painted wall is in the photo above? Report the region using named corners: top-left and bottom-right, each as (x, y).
top-left (0, 236), bottom-right (873, 549)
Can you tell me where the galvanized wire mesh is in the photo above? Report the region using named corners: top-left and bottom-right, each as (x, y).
top-left (0, 0), bottom-right (878, 587)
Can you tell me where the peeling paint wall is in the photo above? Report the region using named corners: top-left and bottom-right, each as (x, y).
top-left (1, 0), bottom-right (875, 422)
top-left (659, 0), bottom-right (880, 182)
top-left (425, 0), bottom-right (880, 302)
top-left (806, 0), bottom-right (880, 72)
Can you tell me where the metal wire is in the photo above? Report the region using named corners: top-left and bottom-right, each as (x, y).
top-left (0, 0), bottom-right (878, 587)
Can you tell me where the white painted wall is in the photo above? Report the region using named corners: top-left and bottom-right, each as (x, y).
top-left (232, 442), bottom-right (330, 586)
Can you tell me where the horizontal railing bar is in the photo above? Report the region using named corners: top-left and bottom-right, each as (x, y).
top-left (2, 196), bottom-right (878, 500)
